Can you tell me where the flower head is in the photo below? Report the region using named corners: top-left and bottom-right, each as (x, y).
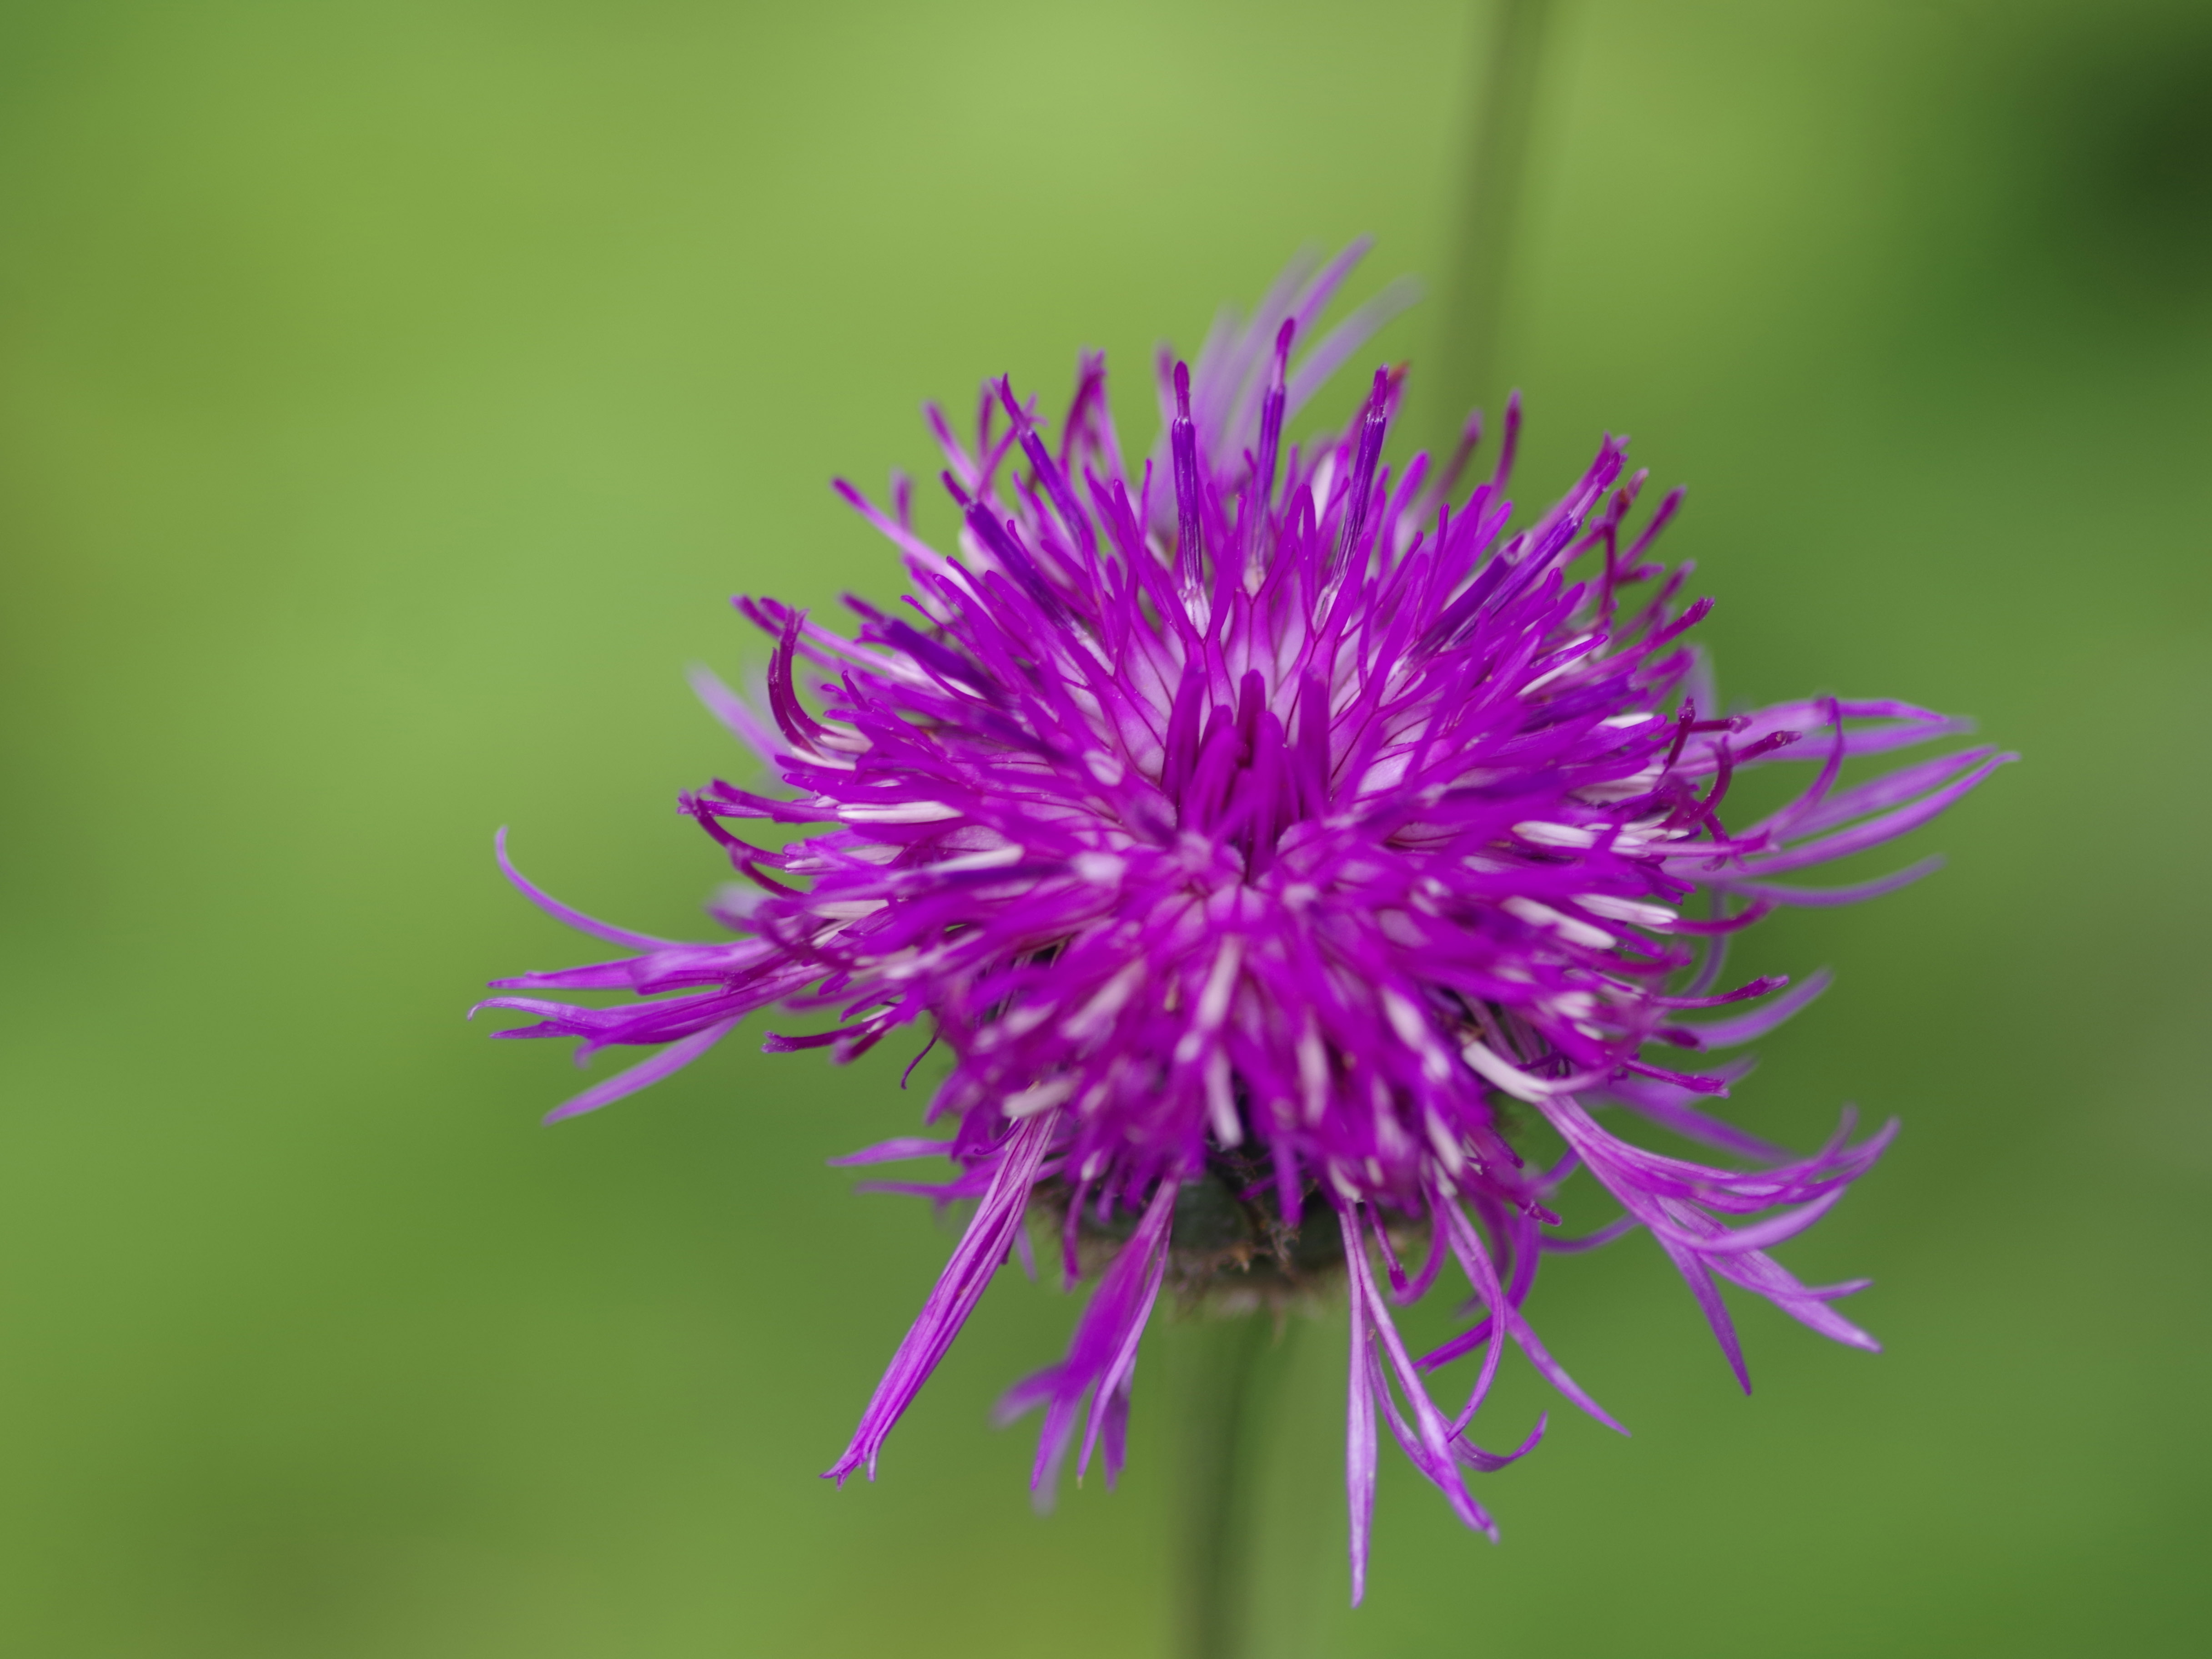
top-left (481, 243), bottom-right (2006, 1600)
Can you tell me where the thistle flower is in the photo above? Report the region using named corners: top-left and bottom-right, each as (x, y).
top-left (480, 244), bottom-right (2005, 1600)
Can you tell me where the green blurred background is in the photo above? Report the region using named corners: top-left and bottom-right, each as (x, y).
top-left (4, 0), bottom-right (2209, 1653)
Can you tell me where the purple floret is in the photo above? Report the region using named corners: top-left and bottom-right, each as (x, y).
top-left (479, 242), bottom-right (2007, 1602)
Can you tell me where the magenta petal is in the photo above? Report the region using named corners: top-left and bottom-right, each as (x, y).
top-left (824, 1112), bottom-right (1056, 1484)
top-left (1667, 968), bottom-right (1833, 1050)
top-left (541, 1019), bottom-right (737, 1124)
top-left (494, 828), bottom-right (684, 952)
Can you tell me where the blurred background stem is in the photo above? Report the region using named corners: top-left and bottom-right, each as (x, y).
top-left (1431, 0), bottom-right (1557, 449)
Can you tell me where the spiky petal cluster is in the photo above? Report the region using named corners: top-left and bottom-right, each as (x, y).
top-left (480, 245), bottom-right (2006, 1600)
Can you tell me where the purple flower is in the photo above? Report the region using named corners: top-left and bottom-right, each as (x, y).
top-left (480, 244), bottom-right (2006, 1601)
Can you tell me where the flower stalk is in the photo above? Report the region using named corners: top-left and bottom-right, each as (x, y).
top-left (1176, 1312), bottom-right (1275, 1659)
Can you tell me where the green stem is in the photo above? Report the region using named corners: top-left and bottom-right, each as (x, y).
top-left (1431, 0), bottom-right (1557, 450)
top-left (1176, 1313), bottom-right (1275, 1659)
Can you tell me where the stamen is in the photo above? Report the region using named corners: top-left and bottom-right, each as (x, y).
top-left (1332, 367), bottom-right (1393, 576)
top-left (1248, 318), bottom-right (1294, 555)
top-left (1170, 360), bottom-right (1205, 592)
